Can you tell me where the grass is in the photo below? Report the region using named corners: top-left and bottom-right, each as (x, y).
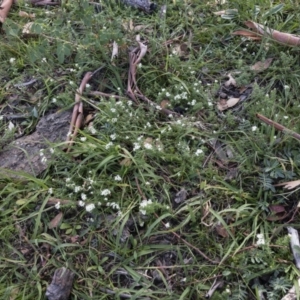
top-left (1, 0), bottom-right (300, 299)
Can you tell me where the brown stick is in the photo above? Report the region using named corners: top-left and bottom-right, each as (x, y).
top-left (127, 42), bottom-right (179, 116)
top-left (256, 113), bottom-right (300, 140)
top-left (0, 0), bottom-right (14, 23)
top-left (66, 72), bottom-right (93, 152)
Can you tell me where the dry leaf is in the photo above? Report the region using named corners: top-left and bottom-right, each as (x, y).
top-left (215, 222), bottom-right (229, 238)
top-left (213, 9), bottom-right (238, 16)
top-left (49, 212), bottom-right (63, 229)
top-left (120, 157), bottom-right (132, 166)
top-left (19, 11), bottom-right (35, 18)
top-left (174, 189), bottom-right (187, 204)
top-left (111, 41), bottom-right (118, 61)
top-left (275, 179), bottom-right (300, 190)
top-left (213, 10), bottom-right (226, 15)
top-left (233, 20), bottom-right (300, 46)
top-left (47, 197), bottom-right (72, 206)
top-left (84, 114), bottom-right (94, 125)
top-left (250, 58), bottom-right (273, 72)
top-left (217, 97), bottom-right (240, 111)
top-left (266, 205), bottom-right (287, 221)
top-left (232, 30), bottom-right (262, 40)
top-left (160, 100), bottom-right (170, 109)
top-left (224, 73), bottom-right (236, 87)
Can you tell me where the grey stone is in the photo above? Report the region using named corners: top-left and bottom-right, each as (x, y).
top-left (0, 110), bottom-right (72, 177)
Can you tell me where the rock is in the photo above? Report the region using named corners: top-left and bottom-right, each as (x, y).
top-left (0, 110), bottom-right (72, 177)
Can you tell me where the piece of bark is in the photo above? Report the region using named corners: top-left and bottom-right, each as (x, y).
top-left (46, 267), bottom-right (75, 300)
top-left (287, 227), bottom-right (300, 269)
top-left (120, 0), bottom-right (156, 13)
top-left (0, 0), bottom-right (14, 23)
top-left (0, 110), bottom-right (72, 177)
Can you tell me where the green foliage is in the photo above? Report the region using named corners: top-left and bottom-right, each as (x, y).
top-left (1, 0), bottom-right (300, 299)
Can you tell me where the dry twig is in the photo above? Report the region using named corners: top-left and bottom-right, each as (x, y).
top-left (256, 113), bottom-right (300, 140)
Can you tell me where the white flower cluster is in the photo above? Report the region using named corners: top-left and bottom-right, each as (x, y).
top-left (39, 149), bottom-right (47, 164)
top-left (195, 149), bottom-right (203, 156)
top-left (256, 233), bottom-right (265, 245)
top-left (139, 199), bottom-right (152, 215)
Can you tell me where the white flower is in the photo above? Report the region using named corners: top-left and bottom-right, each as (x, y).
top-left (256, 233), bottom-right (265, 245)
top-left (191, 99), bottom-right (196, 106)
top-left (69, 81), bottom-right (75, 85)
top-left (140, 199), bottom-right (152, 208)
top-left (81, 193), bottom-right (87, 201)
top-left (105, 142), bottom-right (113, 149)
top-left (0, 115), bottom-right (3, 121)
top-left (283, 116), bottom-right (288, 119)
top-left (41, 156), bottom-right (47, 163)
top-left (165, 222), bottom-right (170, 229)
top-left (101, 189), bottom-right (111, 196)
top-left (86, 83), bottom-right (91, 88)
top-left (111, 118), bottom-right (118, 123)
top-left (66, 178), bottom-right (71, 182)
top-left (85, 203), bottom-right (95, 212)
top-left (48, 188), bottom-right (53, 194)
top-left (144, 142), bottom-right (153, 150)
top-left (138, 63), bottom-right (142, 68)
top-left (110, 108), bottom-right (116, 113)
top-left (140, 209), bottom-right (146, 215)
top-left (78, 200), bottom-right (85, 207)
top-left (88, 126), bottom-right (97, 134)
top-left (52, 98), bottom-right (57, 103)
top-left (127, 100), bottom-right (133, 106)
top-left (49, 148), bottom-right (54, 154)
top-left (110, 134), bottom-right (117, 140)
top-left (252, 126), bottom-right (257, 132)
top-left (55, 202), bottom-right (60, 210)
top-left (284, 85), bottom-right (290, 89)
top-left (110, 202), bottom-right (120, 210)
top-left (133, 142), bottom-right (141, 151)
top-left (80, 137), bottom-right (87, 142)
top-left (114, 175), bottom-right (122, 181)
top-left (166, 92), bottom-right (171, 97)
top-left (41, 57), bottom-right (47, 63)
top-left (8, 121), bottom-right (15, 131)
top-left (9, 58), bottom-right (16, 64)
top-left (74, 186), bottom-right (81, 193)
top-left (195, 149), bottom-right (203, 156)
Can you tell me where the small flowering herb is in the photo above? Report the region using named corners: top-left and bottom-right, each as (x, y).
top-left (114, 175), bottom-right (122, 181)
top-left (101, 189), bottom-right (111, 196)
top-left (85, 203), bottom-right (95, 212)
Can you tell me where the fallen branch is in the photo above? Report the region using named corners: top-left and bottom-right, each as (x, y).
top-left (1, 0), bottom-right (59, 23)
top-left (281, 228), bottom-right (300, 300)
top-left (0, 0), bottom-right (13, 23)
top-left (233, 21), bottom-right (300, 47)
top-left (127, 37), bottom-right (179, 117)
top-left (256, 113), bottom-right (300, 141)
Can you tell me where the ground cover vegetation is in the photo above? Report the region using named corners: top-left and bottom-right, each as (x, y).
top-left (1, 0), bottom-right (300, 299)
